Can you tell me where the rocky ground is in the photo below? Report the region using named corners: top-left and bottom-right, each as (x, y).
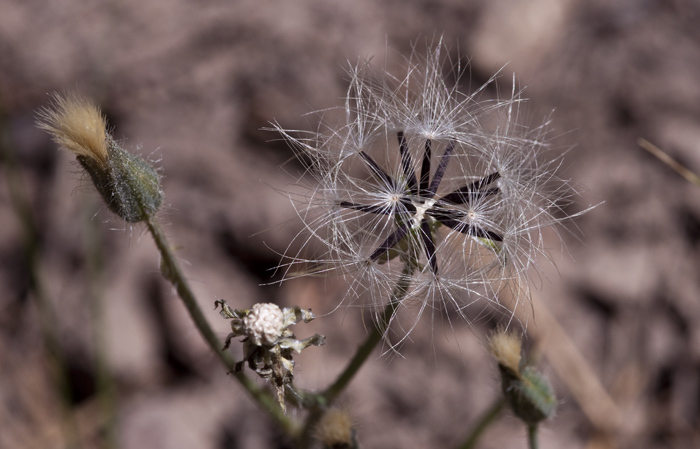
top-left (2, 0), bottom-right (700, 448)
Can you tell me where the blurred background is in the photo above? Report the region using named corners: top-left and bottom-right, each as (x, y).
top-left (1, 0), bottom-right (700, 448)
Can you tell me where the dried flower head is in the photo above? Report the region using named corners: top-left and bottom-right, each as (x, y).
top-left (215, 300), bottom-right (325, 411)
top-left (275, 40), bottom-right (581, 341)
top-left (244, 303), bottom-right (286, 346)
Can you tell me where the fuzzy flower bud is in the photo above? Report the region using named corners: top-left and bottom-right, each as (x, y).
top-left (37, 92), bottom-right (163, 222)
top-left (488, 330), bottom-right (556, 426)
top-left (315, 408), bottom-right (358, 449)
top-left (506, 366), bottom-right (557, 426)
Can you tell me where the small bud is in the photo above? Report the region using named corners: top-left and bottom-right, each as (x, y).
top-left (315, 408), bottom-right (358, 449)
top-left (488, 330), bottom-right (556, 426)
top-left (505, 366), bottom-right (557, 426)
top-left (37, 92), bottom-right (163, 222)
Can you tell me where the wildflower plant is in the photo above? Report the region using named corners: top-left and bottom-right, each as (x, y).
top-left (275, 42), bottom-right (574, 341)
top-left (33, 40), bottom-right (589, 449)
top-left (36, 91), bottom-right (299, 435)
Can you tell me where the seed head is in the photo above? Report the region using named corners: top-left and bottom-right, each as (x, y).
top-left (275, 40), bottom-right (582, 340)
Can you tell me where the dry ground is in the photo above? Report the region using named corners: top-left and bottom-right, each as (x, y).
top-left (2, 1), bottom-right (700, 448)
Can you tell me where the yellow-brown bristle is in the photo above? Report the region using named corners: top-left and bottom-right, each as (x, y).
top-left (487, 330), bottom-right (523, 376)
top-left (37, 92), bottom-right (109, 164)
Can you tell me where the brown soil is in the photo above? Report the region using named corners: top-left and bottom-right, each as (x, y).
top-left (1, 1), bottom-right (700, 448)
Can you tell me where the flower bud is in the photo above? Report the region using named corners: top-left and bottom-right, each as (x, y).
top-left (38, 92), bottom-right (163, 222)
top-left (500, 365), bottom-right (557, 426)
top-left (488, 330), bottom-right (556, 426)
top-left (315, 408), bottom-right (358, 449)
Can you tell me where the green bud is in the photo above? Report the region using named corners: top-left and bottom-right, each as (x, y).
top-left (498, 364), bottom-right (557, 426)
top-left (37, 92), bottom-right (163, 223)
top-left (77, 136), bottom-right (163, 222)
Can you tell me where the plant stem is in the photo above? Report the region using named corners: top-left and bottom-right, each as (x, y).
top-left (298, 264), bottom-right (415, 447)
top-left (527, 424), bottom-right (539, 449)
top-left (322, 265), bottom-right (414, 403)
top-left (638, 138), bottom-right (700, 188)
top-left (455, 397), bottom-right (506, 449)
top-left (144, 215), bottom-right (297, 437)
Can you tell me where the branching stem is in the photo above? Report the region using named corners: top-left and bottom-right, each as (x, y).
top-left (322, 264), bottom-right (414, 403)
top-left (144, 215), bottom-right (297, 437)
top-left (298, 263), bottom-right (416, 447)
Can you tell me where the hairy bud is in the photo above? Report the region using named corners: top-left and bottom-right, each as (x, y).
top-left (37, 92), bottom-right (162, 222)
top-left (488, 330), bottom-right (556, 426)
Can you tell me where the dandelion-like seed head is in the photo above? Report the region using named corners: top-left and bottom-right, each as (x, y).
top-left (276, 40), bottom-right (580, 341)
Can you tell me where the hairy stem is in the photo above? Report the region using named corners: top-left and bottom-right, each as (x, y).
top-left (144, 215), bottom-right (297, 437)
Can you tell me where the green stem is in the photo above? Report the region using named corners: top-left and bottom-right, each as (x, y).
top-left (527, 424), bottom-right (539, 449)
top-left (322, 266), bottom-right (413, 403)
top-left (298, 264), bottom-right (415, 447)
top-left (144, 215), bottom-right (297, 437)
top-left (455, 398), bottom-right (506, 449)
